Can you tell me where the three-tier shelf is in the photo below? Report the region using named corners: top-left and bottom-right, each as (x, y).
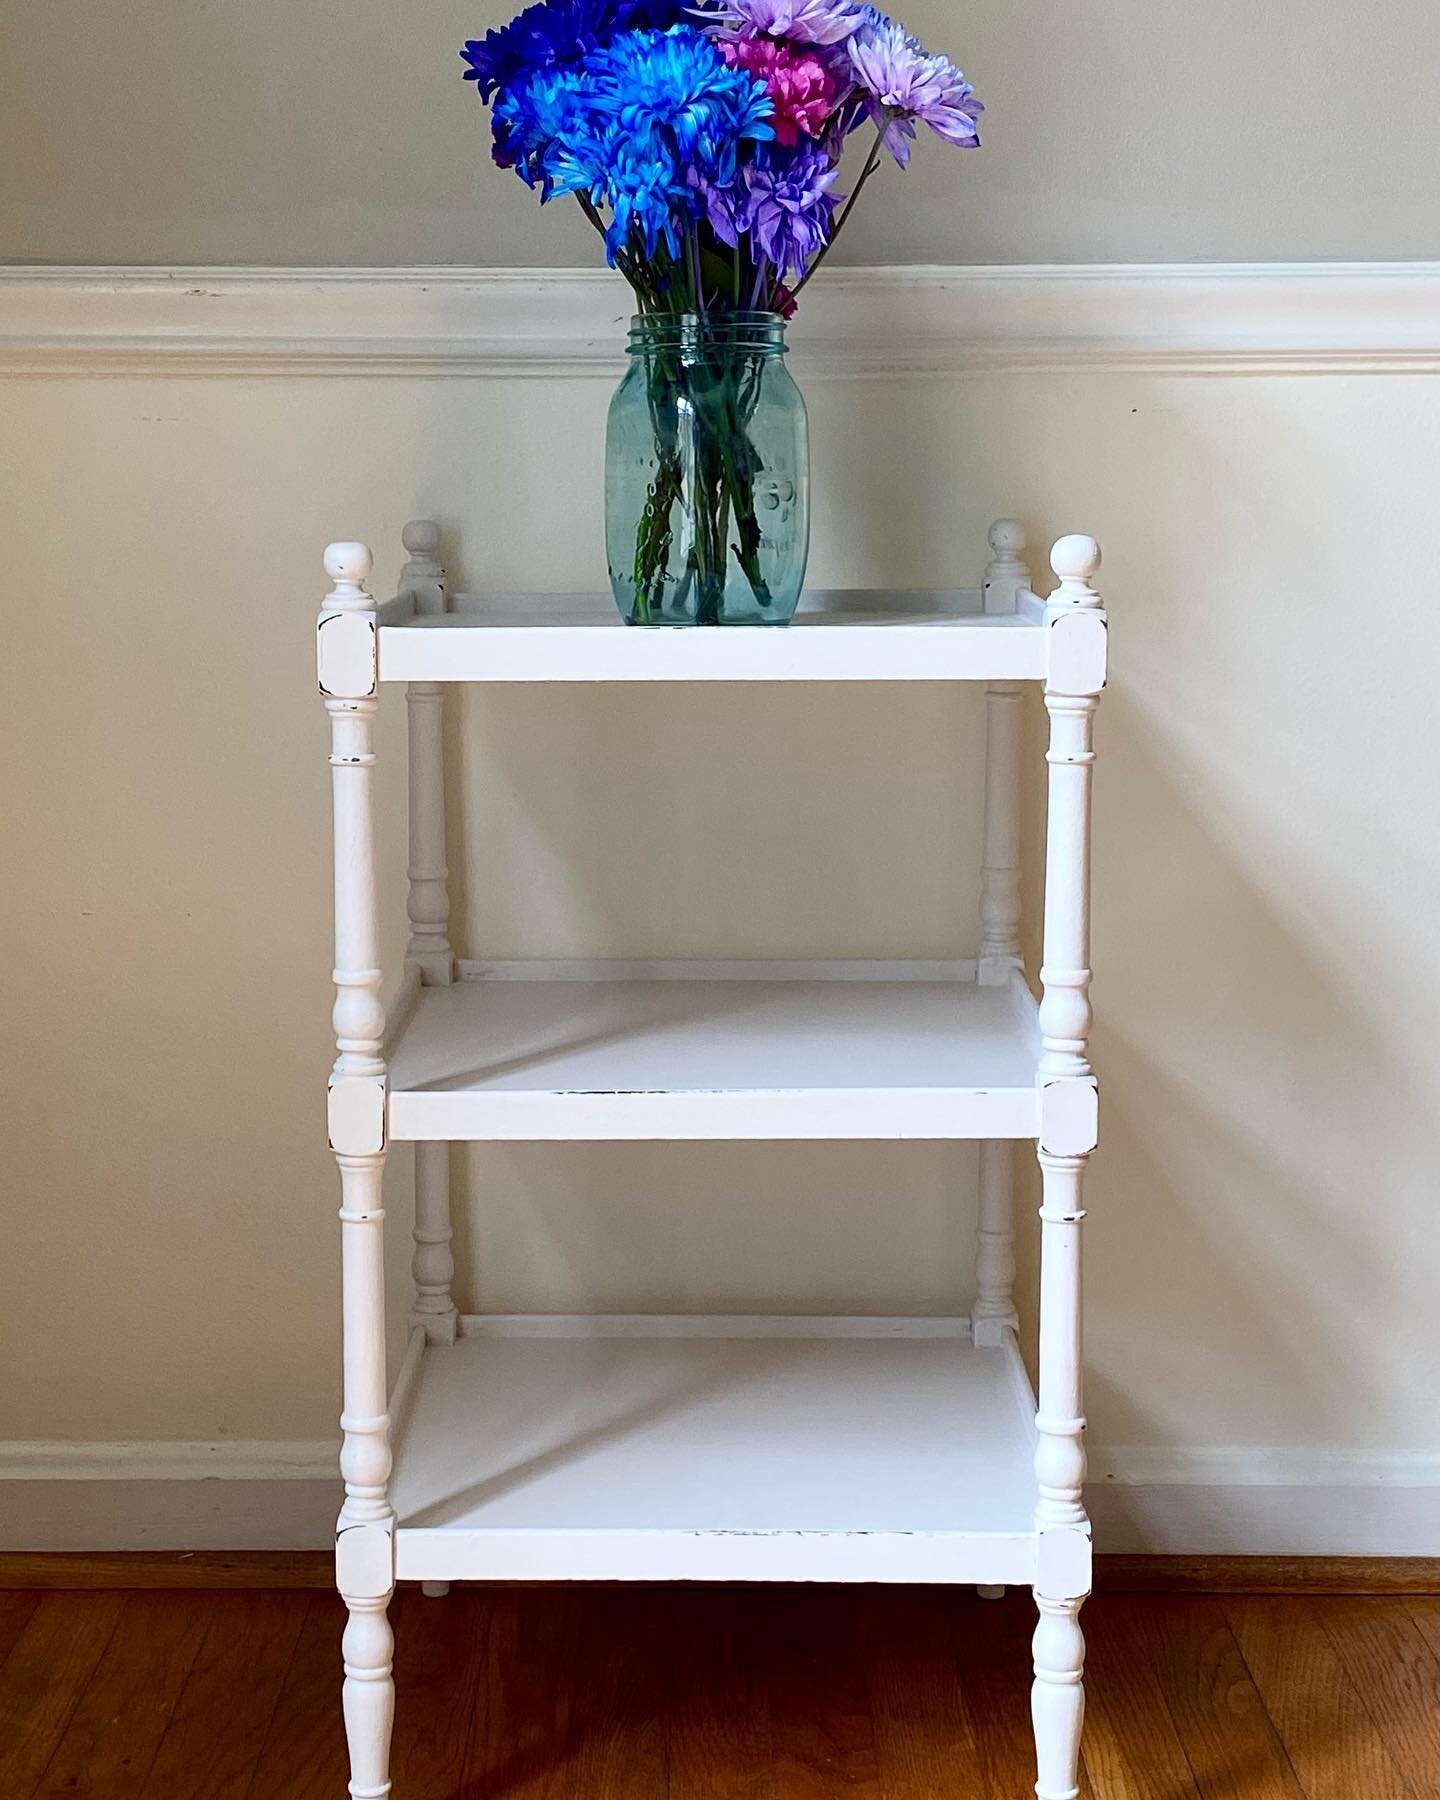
top-left (317, 518), bottom-right (1107, 1800)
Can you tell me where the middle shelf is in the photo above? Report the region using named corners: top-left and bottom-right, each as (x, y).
top-left (385, 962), bottom-right (1042, 1142)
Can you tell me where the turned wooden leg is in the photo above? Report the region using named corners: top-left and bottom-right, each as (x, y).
top-left (1030, 1144), bottom-right (1093, 1800)
top-left (342, 1595), bottom-right (394, 1799)
top-left (411, 1141), bottom-right (458, 1344)
top-left (973, 1140), bottom-right (1018, 1347)
top-left (335, 1148), bottom-right (395, 1800)
top-left (1030, 539), bottom-right (1105, 1800)
top-left (1032, 1595), bottom-right (1086, 1800)
top-left (321, 543), bottom-right (396, 1800)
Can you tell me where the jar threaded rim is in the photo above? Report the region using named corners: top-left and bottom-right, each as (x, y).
top-left (627, 311), bottom-right (788, 357)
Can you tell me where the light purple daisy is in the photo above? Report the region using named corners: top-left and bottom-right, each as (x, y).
top-left (738, 141), bottom-right (843, 278)
top-left (702, 0), bottom-right (866, 47)
top-left (848, 16), bottom-right (982, 166)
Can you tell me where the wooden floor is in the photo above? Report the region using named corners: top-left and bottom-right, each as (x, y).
top-left (0, 1584), bottom-right (1435, 1798)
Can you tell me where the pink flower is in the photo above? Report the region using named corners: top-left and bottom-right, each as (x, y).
top-left (722, 36), bottom-right (837, 146)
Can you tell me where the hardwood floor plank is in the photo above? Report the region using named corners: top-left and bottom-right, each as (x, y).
top-left (1404, 1596), bottom-right (1439, 1663)
top-left (1080, 1597), bottom-right (1201, 1800)
top-left (4, 1552), bottom-right (1432, 1596)
top-left (0, 1591), bottom-right (124, 1795)
top-left (668, 1587), bottom-right (774, 1800)
top-left (1131, 1596), bottom-right (1304, 1799)
top-left (1319, 1598), bottom-right (1440, 1800)
top-left (138, 1592), bottom-right (307, 1799)
top-left (6, 1582), bottom-right (1439, 1798)
top-left (760, 1587), bottom-right (883, 1798)
top-left (570, 1587), bottom-right (670, 1799)
top-left (0, 1589), bottom-right (41, 1671)
top-left (855, 1587), bottom-right (976, 1800)
top-left (946, 1590), bottom-right (1051, 1800)
top-left (32, 1593), bottom-right (208, 1799)
top-left (1096, 1556), bottom-right (1439, 1597)
top-left (1228, 1596), bottom-right (1411, 1800)
top-left (388, 1586), bottom-right (492, 1799)
top-left (245, 1590), bottom-right (348, 1799)
top-left (461, 1588), bottom-right (584, 1799)
top-left (0, 1553), bottom-right (335, 1591)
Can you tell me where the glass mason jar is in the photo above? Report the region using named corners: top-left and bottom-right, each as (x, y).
top-left (606, 312), bottom-right (809, 627)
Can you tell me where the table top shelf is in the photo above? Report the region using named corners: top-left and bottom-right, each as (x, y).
top-left (375, 587), bottom-right (1058, 684)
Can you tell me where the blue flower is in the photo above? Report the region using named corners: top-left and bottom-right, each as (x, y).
top-left (584, 24), bottom-right (774, 180)
top-left (493, 66), bottom-right (589, 187)
top-left (521, 26), bottom-right (773, 266)
top-left (461, 0), bottom-right (685, 103)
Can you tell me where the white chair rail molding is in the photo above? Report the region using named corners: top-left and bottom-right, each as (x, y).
top-left (1, 261), bottom-right (1438, 376)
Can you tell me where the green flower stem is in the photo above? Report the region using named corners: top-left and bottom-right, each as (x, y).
top-left (791, 126), bottom-right (887, 299)
top-left (626, 339), bottom-right (776, 622)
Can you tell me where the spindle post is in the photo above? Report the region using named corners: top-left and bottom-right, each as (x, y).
top-left (973, 1140), bottom-right (1019, 1348)
top-left (319, 542), bottom-right (394, 1800)
top-left (399, 522), bottom-right (459, 1347)
top-left (974, 523), bottom-right (1027, 1355)
top-left (1031, 535), bottom-right (1105, 1800)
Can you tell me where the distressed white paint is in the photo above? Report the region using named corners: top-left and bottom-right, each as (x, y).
top-left (322, 543), bottom-right (396, 1798)
top-left (3, 264), bottom-right (1438, 376)
top-left (1030, 537), bottom-right (1105, 1800)
top-left (386, 1318), bottom-right (1040, 1586)
top-left (384, 966), bottom-right (1042, 1142)
top-left (314, 525), bottom-right (1106, 1794)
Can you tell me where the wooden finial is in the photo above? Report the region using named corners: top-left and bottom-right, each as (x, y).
top-left (984, 519), bottom-right (1029, 615)
top-left (324, 542), bottom-right (374, 610)
top-left (400, 520), bottom-right (446, 618)
top-left (1049, 536), bottom-right (1102, 610)
top-left (401, 519), bottom-right (441, 560)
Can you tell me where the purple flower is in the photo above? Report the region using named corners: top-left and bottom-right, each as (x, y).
top-left (700, 0), bottom-right (865, 47)
top-left (692, 167), bottom-right (746, 244)
top-left (737, 141), bottom-right (843, 278)
top-left (848, 15), bottom-right (982, 165)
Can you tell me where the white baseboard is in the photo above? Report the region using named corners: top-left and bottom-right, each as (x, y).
top-left (2, 1441), bottom-right (1435, 1555)
top-left (1, 263), bottom-right (1437, 378)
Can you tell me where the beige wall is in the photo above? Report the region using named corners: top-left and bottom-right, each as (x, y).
top-left (3, 0), bottom-right (1437, 266)
top-left (2, 360), bottom-right (1437, 1474)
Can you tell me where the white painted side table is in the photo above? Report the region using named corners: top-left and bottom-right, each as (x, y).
top-left (316, 519), bottom-right (1107, 1799)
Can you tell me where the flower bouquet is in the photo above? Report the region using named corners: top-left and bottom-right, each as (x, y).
top-left (463, 0), bottom-right (982, 624)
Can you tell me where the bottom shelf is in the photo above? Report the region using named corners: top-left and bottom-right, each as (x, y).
top-left (387, 1316), bottom-right (1042, 1585)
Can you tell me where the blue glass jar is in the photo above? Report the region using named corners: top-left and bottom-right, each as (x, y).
top-left (606, 312), bottom-right (809, 627)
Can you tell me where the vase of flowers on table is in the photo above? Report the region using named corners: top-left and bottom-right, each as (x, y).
top-left (463, 0), bottom-right (983, 625)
